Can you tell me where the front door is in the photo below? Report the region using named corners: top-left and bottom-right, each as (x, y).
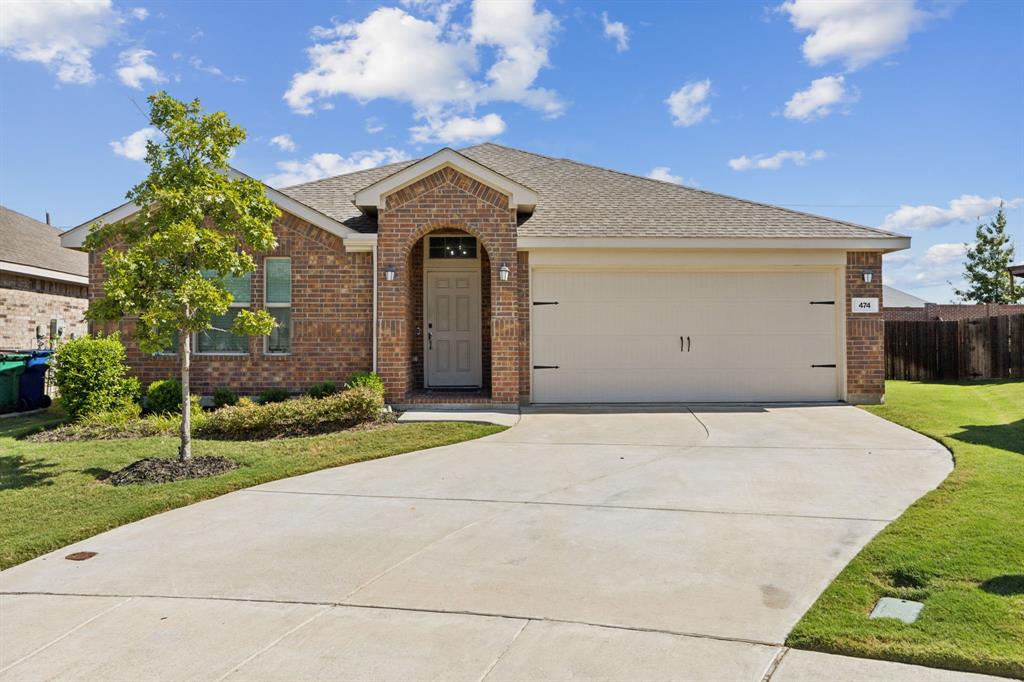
top-left (425, 270), bottom-right (482, 387)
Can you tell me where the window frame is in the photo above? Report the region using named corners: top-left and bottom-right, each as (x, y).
top-left (194, 271), bottom-right (252, 356)
top-left (263, 256), bottom-right (292, 356)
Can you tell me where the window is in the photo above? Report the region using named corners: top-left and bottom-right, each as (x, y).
top-left (197, 271), bottom-right (251, 354)
top-left (264, 257), bottom-right (291, 354)
top-left (429, 236), bottom-right (477, 259)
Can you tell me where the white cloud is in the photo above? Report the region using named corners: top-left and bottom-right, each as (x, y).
top-left (130, 7), bottom-right (149, 20)
top-left (881, 195), bottom-right (1024, 231)
top-left (110, 126), bottom-right (160, 161)
top-left (284, 1), bottom-right (563, 126)
top-left (189, 56), bottom-right (243, 82)
top-left (116, 48), bottom-right (163, 89)
top-left (647, 167), bottom-right (683, 185)
top-left (0, 0), bottom-right (122, 84)
top-left (728, 149), bottom-right (826, 171)
top-left (601, 12), bottom-right (629, 52)
top-left (885, 243), bottom-right (968, 290)
top-left (784, 74), bottom-right (857, 121)
top-left (777, 0), bottom-right (947, 71)
top-left (269, 134), bottom-right (296, 152)
top-left (410, 112), bottom-right (506, 143)
top-left (922, 242), bottom-right (967, 266)
top-left (666, 79), bottom-right (711, 127)
top-left (365, 117), bottom-right (385, 134)
top-left (265, 148), bottom-right (410, 187)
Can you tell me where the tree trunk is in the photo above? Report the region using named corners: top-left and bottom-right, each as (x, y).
top-left (179, 330), bottom-right (192, 461)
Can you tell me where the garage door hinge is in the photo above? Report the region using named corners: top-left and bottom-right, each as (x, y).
top-left (811, 364), bottom-right (837, 368)
top-left (809, 300), bottom-right (835, 305)
top-left (533, 365), bottom-right (560, 369)
top-left (532, 301), bottom-right (559, 306)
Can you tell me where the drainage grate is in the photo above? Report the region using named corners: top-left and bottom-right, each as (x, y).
top-left (869, 597), bottom-right (923, 623)
top-left (65, 551), bottom-right (97, 561)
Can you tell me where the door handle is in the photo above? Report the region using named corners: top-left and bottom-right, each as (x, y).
top-left (687, 336), bottom-right (691, 352)
top-left (428, 331), bottom-right (433, 350)
top-left (680, 336), bottom-right (685, 352)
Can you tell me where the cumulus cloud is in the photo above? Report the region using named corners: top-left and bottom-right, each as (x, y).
top-left (777, 0), bottom-right (948, 70)
top-left (885, 243), bottom-right (969, 291)
top-left (410, 112), bottom-right (506, 143)
top-left (784, 74), bottom-right (857, 121)
top-left (265, 148), bottom-right (409, 187)
top-left (130, 7), bottom-right (149, 20)
top-left (647, 167), bottom-right (682, 184)
top-left (110, 126), bottom-right (161, 160)
top-left (922, 242), bottom-right (967, 266)
top-left (116, 48), bottom-right (163, 89)
top-left (284, 0), bottom-right (563, 131)
top-left (728, 149), bottom-right (826, 171)
top-left (269, 134), bottom-right (296, 152)
top-left (601, 12), bottom-right (629, 52)
top-left (666, 79), bottom-right (712, 127)
top-left (0, 0), bottom-right (122, 84)
top-left (881, 195), bottom-right (1024, 231)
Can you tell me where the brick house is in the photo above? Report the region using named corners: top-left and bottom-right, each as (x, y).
top-left (61, 144), bottom-right (909, 405)
top-left (1, 205), bottom-right (88, 349)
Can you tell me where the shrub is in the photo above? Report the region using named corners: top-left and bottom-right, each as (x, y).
top-left (197, 386), bottom-right (384, 440)
top-left (146, 378), bottom-right (182, 414)
top-left (52, 334), bottom-right (140, 421)
top-left (258, 387), bottom-right (290, 404)
top-left (307, 380), bottom-right (338, 399)
top-left (346, 371), bottom-right (384, 395)
top-left (213, 387), bottom-right (239, 409)
top-left (29, 396), bottom-right (204, 443)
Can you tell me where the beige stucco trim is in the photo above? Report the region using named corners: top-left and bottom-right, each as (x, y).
top-left (519, 236), bottom-right (910, 252)
top-left (354, 148), bottom-right (538, 212)
top-left (0, 260), bottom-right (88, 285)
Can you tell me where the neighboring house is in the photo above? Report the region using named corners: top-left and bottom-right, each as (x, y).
top-left (61, 144), bottom-right (909, 405)
top-left (1, 205), bottom-right (88, 350)
top-left (883, 284), bottom-right (1024, 321)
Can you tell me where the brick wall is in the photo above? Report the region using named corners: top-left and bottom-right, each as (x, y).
top-left (0, 273), bottom-right (88, 349)
top-left (90, 211), bottom-right (373, 396)
top-left (376, 166), bottom-right (520, 404)
top-left (846, 252), bottom-right (885, 403)
top-left (883, 302), bottom-right (1024, 321)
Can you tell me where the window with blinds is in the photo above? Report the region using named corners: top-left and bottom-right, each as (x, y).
top-left (197, 271), bottom-right (251, 354)
top-left (264, 257), bottom-right (291, 354)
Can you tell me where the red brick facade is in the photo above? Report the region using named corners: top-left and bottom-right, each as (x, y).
top-left (1, 273), bottom-right (88, 349)
top-left (845, 251), bottom-right (885, 403)
top-left (883, 302), bottom-right (1024, 321)
top-left (90, 211), bottom-right (373, 396)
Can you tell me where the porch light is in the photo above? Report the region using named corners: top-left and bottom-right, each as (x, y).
top-left (863, 269), bottom-right (874, 283)
top-left (384, 266), bottom-right (396, 281)
top-left (499, 263), bottom-right (511, 281)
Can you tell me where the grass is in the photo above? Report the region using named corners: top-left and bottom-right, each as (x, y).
top-left (0, 413), bottom-right (504, 570)
top-left (788, 380), bottom-right (1024, 679)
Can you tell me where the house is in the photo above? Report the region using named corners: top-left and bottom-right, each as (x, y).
top-left (61, 144), bottom-right (910, 405)
top-left (882, 283), bottom-right (1024, 321)
top-left (1, 205), bottom-right (88, 349)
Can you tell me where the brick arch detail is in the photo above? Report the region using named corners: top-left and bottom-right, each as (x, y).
top-left (375, 166), bottom-right (521, 404)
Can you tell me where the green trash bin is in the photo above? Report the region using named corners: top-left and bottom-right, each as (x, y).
top-left (0, 354), bottom-right (30, 412)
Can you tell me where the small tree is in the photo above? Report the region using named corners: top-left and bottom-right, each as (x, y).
top-left (85, 92), bottom-right (280, 460)
top-left (954, 205), bottom-right (1022, 304)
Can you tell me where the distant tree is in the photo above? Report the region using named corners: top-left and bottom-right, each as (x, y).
top-left (85, 92), bottom-right (280, 460)
top-left (954, 206), bottom-right (1021, 304)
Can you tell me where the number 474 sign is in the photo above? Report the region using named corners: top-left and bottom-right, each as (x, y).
top-left (852, 297), bottom-right (879, 313)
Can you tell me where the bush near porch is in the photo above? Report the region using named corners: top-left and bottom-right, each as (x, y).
top-left (788, 380), bottom-right (1024, 679)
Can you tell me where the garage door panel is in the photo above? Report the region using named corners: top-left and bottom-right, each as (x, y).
top-left (532, 269), bottom-right (840, 403)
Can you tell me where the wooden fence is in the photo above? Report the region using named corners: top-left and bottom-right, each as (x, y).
top-left (885, 314), bottom-right (1024, 380)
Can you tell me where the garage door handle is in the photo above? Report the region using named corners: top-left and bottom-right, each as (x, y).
top-left (688, 336), bottom-right (691, 352)
top-left (680, 336), bottom-right (691, 352)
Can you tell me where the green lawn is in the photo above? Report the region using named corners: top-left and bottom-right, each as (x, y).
top-left (788, 380), bottom-right (1024, 679)
top-left (0, 414), bottom-right (503, 570)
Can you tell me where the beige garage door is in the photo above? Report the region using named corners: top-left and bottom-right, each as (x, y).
top-left (531, 270), bottom-right (840, 403)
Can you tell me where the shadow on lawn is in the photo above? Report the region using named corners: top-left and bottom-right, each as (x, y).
top-left (979, 575), bottom-right (1024, 596)
top-left (0, 455), bottom-right (56, 490)
top-left (951, 418), bottom-right (1024, 456)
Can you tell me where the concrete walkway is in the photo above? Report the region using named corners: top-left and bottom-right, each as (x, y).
top-left (0, 405), bottom-right (994, 681)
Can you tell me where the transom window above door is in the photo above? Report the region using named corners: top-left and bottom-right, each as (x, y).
top-left (428, 236), bottom-right (477, 259)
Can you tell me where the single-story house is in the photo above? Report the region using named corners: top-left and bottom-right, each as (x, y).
top-left (1, 205), bottom-right (88, 349)
top-left (61, 144), bottom-right (910, 405)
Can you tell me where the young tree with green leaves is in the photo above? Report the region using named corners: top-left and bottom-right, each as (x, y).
top-left (85, 92), bottom-right (280, 460)
top-left (954, 205), bottom-right (1021, 304)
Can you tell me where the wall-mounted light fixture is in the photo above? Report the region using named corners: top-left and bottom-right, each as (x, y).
top-left (499, 263), bottom-right (511, 282)
top-left (863, 269), bottom-right (874, 283)
top-left (384, 266), bottom-right (396, 281)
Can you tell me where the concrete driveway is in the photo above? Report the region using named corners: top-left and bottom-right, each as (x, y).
top-left (1, 404), bottom-right (992, 681)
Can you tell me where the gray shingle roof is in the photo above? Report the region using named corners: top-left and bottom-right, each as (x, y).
top-left (0, 205), bottom-right (87, 276)
top-left (282, 143), bottom-right (902, 240)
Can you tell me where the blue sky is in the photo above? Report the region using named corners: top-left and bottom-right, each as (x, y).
top-left (1, 0), bottom-right (1021, 301)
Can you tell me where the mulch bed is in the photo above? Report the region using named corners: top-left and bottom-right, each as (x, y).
top-left (108, 456), bottom-right (237, 486)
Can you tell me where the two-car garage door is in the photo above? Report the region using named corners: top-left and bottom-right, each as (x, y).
top-left (531, 270), bottom-right (840, 403)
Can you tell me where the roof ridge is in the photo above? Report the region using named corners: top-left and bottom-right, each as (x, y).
top-left (460, 143), bottom-right (905, 239)
top-left (281, 157), bottom-right (421, 192)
